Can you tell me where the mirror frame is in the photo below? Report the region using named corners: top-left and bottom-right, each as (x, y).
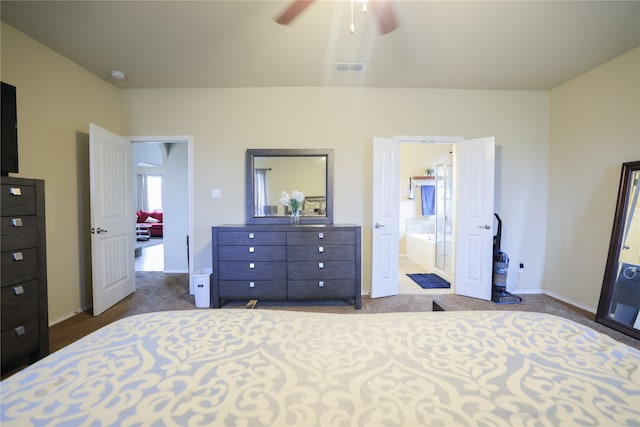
top-left (245, 148), bottom-right (334, 225)
top-left (596, 160), bottom-right (640, 339)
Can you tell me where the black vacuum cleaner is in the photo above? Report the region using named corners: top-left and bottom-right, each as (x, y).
top-left (492, 214), bottom-right (522, 304)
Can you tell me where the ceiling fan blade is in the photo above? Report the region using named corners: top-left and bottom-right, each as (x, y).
top-left (371, 0), bottom-right (398, 34)
top-left (275, 0), bottom-right (316, 25)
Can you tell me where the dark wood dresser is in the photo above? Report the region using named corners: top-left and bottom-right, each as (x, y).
top-left (212, 225), bottom-right (361, 308)
top-left (1, 177), bottom-right (48, 373)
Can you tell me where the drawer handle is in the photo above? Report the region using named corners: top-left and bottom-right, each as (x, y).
top-left (318, 246), bottom-right (324, 253)
top-left (249, 263), bottom-right (255, 269)
top-left (249, 247), bottom-right (255, 253)
top-left (318, 232), bottom-right (324, 239)
top-left (14, 326), bottom-right (26, 337)
top-left (248, 233), bottom-right (255, 239)
top-left (12, 252), bottom-right (24, 261)
top-left (13, 286), bottom-right (24, 296)
top-left (9, 187), bottom-right (22, 196)
top-left (319, 281), bottom-right (325, 288)
top-left (249, 282), bottom-right (255, 288)
top-left (318, 262), bottom-right (324, 269)
top-left (11, 218), bottom-right (23, 227)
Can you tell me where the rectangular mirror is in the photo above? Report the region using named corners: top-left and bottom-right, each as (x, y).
top-left (246, 149), bottom-right (334, 224)
top-left (596, 160), bottom-right (640, 339)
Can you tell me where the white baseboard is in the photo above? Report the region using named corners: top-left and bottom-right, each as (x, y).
top-left (543, 289), bottom-right (596, 314)
top-left (49, 309), bottom-right (83, 327)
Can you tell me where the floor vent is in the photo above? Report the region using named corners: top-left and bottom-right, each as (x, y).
top-left (334, 62), bottom-right (367, 73)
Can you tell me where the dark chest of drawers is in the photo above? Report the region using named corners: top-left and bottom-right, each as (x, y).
top-left (212, 225), bottom-right (361, 309)
top-left (1, 177), bottom-right (49, 373)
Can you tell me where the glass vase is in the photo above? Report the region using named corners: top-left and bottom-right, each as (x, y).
top-left (290, 210), bottom-right (300, 225)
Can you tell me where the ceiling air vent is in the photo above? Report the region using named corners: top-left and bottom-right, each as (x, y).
top-left (334, 62), bottom-right (367, 73)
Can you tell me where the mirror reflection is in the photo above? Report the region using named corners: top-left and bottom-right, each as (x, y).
top-left (253, 156), bottom-right (327, 217)
top-left (597, 161), bottom-right (640, 339)
top-left (246, 149), bottom-right (334, 225)
top-left (607, 169), bottom-right (640, 329)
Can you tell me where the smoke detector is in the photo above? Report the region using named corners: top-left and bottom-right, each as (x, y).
top-left (110, 70), bottom-right (126, 80)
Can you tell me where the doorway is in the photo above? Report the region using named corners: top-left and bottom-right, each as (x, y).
top-left (398, 142), bottom-right (454, 294)
top-left (371, 136), bottom-right (495, 300)
top-left (130, 136), bottom-right (193, 278)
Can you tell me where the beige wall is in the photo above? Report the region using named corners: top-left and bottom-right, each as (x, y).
top-left (1, 23), bottom-right (121, 322)
top-left (120, 87), bottom-right (550, 296)
top-left (5, 20), bottom-right (636, 319)
top-left (546, 47), bottom-right (640, 311)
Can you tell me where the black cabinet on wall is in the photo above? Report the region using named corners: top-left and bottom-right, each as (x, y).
top-left (212, 225), bottom-right (361, 309)
top-left (1, 176), bottom-right (49, 373)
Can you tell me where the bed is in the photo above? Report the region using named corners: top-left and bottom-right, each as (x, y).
top-left (1, 310), bottom-right (639, 426)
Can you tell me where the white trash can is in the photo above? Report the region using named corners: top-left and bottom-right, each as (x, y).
top-left (192, 270), bottom-right (211, 308)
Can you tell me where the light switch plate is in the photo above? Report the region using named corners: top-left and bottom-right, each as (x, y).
top-left (211, 189), bottom-right (222, 199)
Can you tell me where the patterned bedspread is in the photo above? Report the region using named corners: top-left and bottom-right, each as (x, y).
top-left (1, 310), bottom-right (639, 426)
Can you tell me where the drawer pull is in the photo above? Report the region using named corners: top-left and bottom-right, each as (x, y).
top-left (319, 281), bottom-right (325, 288)
top-left (248, 233), bottom-right (255, 239)
top-left (249, 247), bottom-right (255, 253)
top-left (12, 252), bottom-right (24, 261)
top-left (249, 263), bottom-right (255, 269)
top-left (13, 286), bottom-right (24, 295)
top-left (249, 282), bottom-right (255, 288)
top-left (318, 246), bottom-right (324, 253)
top-left (9, 187), bottom-right (22, 196)
top-left (318, 232), bottom-right (324, 239)
top-left (11, 218), bottom-right (23, 227)
top-left (318, 262), bottom-right (324, 269)
top-left (14, 326), bottom-right (26, 337)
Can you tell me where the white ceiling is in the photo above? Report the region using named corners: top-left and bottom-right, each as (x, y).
top-left (2, 1), bottom-right (639, 90)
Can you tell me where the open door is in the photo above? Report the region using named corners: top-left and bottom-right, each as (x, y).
top-left (89, 123), bottom-right (135, 315)
top-left (454, 137), bottom-right (495, 300)
top-left (371, 137), bottom-right (400, 298)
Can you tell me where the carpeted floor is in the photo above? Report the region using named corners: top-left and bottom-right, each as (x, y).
top-left (48, 272), bottom-right (640, 353)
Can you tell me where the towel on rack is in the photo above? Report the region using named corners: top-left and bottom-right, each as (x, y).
top-left (421, 185), bottom-right (435, 216)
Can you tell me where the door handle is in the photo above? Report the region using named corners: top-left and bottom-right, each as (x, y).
top-left (91, 227), bottom-right (108, 234)
top-left (479, 224), bottom-right (491, 229)
top-left (374, 222), bottom-right (386, 229)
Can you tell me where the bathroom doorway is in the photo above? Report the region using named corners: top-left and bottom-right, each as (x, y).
top-left (398, 142), bottom-right (453, 294)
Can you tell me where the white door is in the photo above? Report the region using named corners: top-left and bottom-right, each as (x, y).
top-left (89, 123), bottom-right (135, 315)
top-left (454, 137), bottom-right (495, 300)
top-left (371, 137), bottom-right (400, 298)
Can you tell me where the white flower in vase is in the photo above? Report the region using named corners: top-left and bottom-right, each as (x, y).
top-left (280, 190), bottom-right (305, 223)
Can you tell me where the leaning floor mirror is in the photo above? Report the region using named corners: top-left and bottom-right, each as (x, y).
top-left (596, 160), bottom-right (640, 339)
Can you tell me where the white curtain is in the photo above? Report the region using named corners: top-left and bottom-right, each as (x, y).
top-left (254, 169), bottom-right (269, 216)
top-left (137, 174), bottom-right (149, 212)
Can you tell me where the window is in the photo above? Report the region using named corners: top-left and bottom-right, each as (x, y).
top-left (147, 175), bottom-right (162, 211)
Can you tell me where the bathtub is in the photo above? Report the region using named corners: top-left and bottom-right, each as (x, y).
top-left (406, 233), bottom-right (435, 271)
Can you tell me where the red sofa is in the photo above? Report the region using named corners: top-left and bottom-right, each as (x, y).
top-left (136, 210), bottom-right (163, 237)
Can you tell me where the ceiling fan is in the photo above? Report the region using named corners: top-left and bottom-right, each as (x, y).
top-left (275, 0), bottom-right (398, 35)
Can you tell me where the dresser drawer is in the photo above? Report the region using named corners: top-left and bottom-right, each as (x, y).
top-left (1, 248), bottom-right (38, 286)
top-left (287, 245), bottom-right (354, 262)
top-left (218, 261), bottom-right (286, 280)
top-left (217, 231), bottom-right (286, 246)
top-left (1, 184), bottom-right (37, 216)
top-left (287, 231), bottom-right (354, 246)
top-left (218, 245), bottom-right (286, 261)
top-left (288, 280), bottom-right (356, 300)
top-left (1, 318), bottom-right (40, 369)
top-left (1, 216), bottom-right (38, 252)
top-left (288, 261), bottom-right (356, 280)
top-left (1, 280), bottom-right (39, 327)
top-left (219, 280), bottom-right (287, 300)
